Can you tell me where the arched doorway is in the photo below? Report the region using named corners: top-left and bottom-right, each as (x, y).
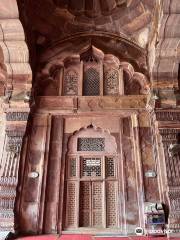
top-left (64, 125), bottom-right (119, 230)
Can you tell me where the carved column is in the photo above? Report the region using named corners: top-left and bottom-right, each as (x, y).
top-left (121, 116), bottom-right (144, 232)
top-left (138, 111), bottom-right (160, 202)
top-left (44, 116), bottom-right (64, 233)
top-left (155, 110), bottom-right (180, 232)
top-left (0, 0), bottom-right (32, 234)
top-left (159, 128), bottom-right (180, 230)
top-left (0, 112), bottom-right (29, 231)
top-left (18, 114), bottom-right (48, 234)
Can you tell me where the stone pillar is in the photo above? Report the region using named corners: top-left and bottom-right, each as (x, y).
top-left (159, 128), bottom-right (180, 232)
top-left (138, 111), bottom-right (160, 202)
top-left (0, 0), bottom-right (32, 235)
top-left (152, 0), bottom-right (180, 235)
top-left (44, 116), bottom-right (64, 233)
top-left (0, 112), bottom-right (29, 232)
top-left (18, 114), bottom-right (48, 234)
top-left (121, 116), bottom-right (144, 233)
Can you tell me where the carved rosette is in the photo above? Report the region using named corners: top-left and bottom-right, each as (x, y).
top-left (0, 112), bottom-right (29, 231)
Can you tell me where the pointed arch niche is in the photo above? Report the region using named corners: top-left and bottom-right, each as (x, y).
top-left (64, 124), bottom-right (120, 230)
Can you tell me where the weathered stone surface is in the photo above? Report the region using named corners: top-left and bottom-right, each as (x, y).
top-left (20, 0), bottom-right (157, 48)
top-left (0, 0), bottom-right (32, 233)
top-left (0, 0), bottom-right (180, 237)
top-left (0, 0), bottom-right (19, 19)
top-left (152, 0), bottom-right (180, 107)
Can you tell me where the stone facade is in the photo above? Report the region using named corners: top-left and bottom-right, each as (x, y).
top-left (0, 0), bottom-right (180, 238)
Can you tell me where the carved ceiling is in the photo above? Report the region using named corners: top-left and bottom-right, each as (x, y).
top-left (53, 0), bottom-right (131, 18)
top-left (20, 0), bottom-right (157, 48)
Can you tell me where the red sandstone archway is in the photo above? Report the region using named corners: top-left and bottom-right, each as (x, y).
top-left (64, 125), bottom-right (119, 230)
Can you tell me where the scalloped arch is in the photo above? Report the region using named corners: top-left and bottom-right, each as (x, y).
top-left (40, 44), bottom-right (150, 95)
top-left (68, 124), bottom-right (117, 154)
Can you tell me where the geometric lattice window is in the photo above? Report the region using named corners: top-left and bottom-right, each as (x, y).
top-left (106, 182), bottom-right (117, 227)
top-left (105, 157), bottom-right (115, 177)
top-left (66, 126), bottom-right (118, 229)
top-left (92, 182), bottom-right (103, 227)
top-left (81, 157), bottom-right (101, 177)
top-left (64, 69), bottom-right (78, 95)
top-left (79, 182), bottom-right (91, 227)
top-left (104, 69), bottom-right (119, 95)
top-left (69, 158), bottom-right (76, 177)
top-left (77, 138), bottom-right (105, 151)
top-left (66, 182), bottom-right (76, 226)
top-left (83, 68), bottom-right (100, 96)
top-left (79, 181), bottom-right (103, 227)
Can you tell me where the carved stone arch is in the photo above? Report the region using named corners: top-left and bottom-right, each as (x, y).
top-left (68, 124), bottom-right (117, 154)
top-left (65, 124), bottom-right (119, 229)
top-left (38, 44), bottom-right (149, 97)
top-left (39, 34), bottom-right (148, 72)
top-left (80, 46), bottom-right (104, 62)
top-left (132, 72), bottom-right (150, 95)
top-left (121, 61), bottom-right (150, 95)
top-left (41, 60), bottom-right (64, 76)
top-left (80, 47), bottom-right (103, 96)
top-left (39, 77), bottom-right (59, 96)
top-left (37, 60), bottom-right (64, 96)
top-left (104, 54), bottom-right (123, 95)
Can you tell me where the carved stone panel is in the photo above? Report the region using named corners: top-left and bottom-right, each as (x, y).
top-left (64, 69), bottom-right (78, 96)
top-left (159, 128), bottom-right (180, 230)
top-left (159, 129), bottom-right (180, 187)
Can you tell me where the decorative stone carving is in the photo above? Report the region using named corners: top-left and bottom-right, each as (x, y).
top-left (64, 69), bottom-right (78, 95)
top-left (37, 46), bottom-right (149, 97)
top-left (53, 0), bottom-right (130, 17)
top-left (6, 130), bottom-right (24, 153)
top-left (23, 0), bottom-right (156, 49)
top-left (152, 0), bottom-right (180, 109)
top-left (104, 69), bottom-right (119, 95)
top-left (156, 111), bottom-right (180, 122)
top-left (0, 112), bottom-right (29, 232)
top-left (159, 129), bottom-right (180, 230)
top-left (168, 187), bottom-right (180, 229)
top-left (0, 3), bottom-right (32, 232)
top-left (6, 112), bottom-right (29, 121)
top-left (121, 62), bottom-right (150, 95)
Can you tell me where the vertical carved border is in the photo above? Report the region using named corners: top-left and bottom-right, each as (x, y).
top-left (0, 111), bottom-right (29, 231)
